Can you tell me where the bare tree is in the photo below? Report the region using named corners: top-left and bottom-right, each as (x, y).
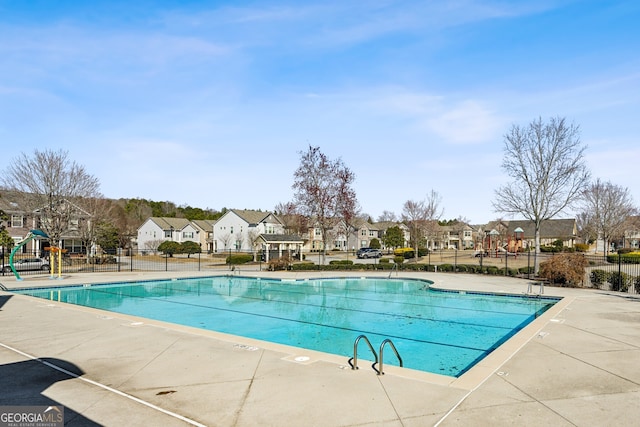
top-left (576, 211), bottom-right (597, 247)
top-left (401, 199), bottom-right (426, 260)
top-left (377, 210), bottom-right (397, 222)
top-left (580, 178), bottom-right (637, 254)
top-left (292, 145), bottom-right (358, 262)
top-left (423, 189), bottom-right (444, 250)
top-left (144, 239), bottom-right (164, 255)
top-left (274, 201), bottom-right (308, 236)
top-left (1, 149), bottom-right (102, 248)
top-left (75, 196), bottom-right (114, 260)
top-left (493, 117), bottom-right (590, 272)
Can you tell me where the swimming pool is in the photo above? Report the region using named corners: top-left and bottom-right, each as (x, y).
top-left (15, 276), bottom-right (559, 377)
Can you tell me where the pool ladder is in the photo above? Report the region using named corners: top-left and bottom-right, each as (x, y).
top-left (388, 263), bottom-right (398, 278)
top-left (348, 335), bottom-right (403, 375)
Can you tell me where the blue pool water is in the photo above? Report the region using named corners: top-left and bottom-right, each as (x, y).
top-left (15, 276), bottom-right (559, 377)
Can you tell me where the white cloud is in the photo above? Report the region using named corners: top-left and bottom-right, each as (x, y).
top-left (426, 100), bottom-right (505, 144)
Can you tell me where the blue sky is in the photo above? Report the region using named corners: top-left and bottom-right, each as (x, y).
top-left (1, 0), bottom-right (638, 224)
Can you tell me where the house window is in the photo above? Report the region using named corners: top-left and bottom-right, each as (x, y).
top-left (183, 232), bottom-right (194, 239)
top-left (69, 219), bottom-right (79, 230)
top-left (164, 230), bottom-right (172, 238)
top-left (369, 231), bottom-right (375, 237)
top-left (361, 230), bottom-right (366, 236)
top-left (314, 228), bottom-right (321, 237)
top-left (464, 231), bottom-right (471, 238)
top-left (62, 239), bottom-right (85, 255)
top-left (230, 226), bottom-right (234, 234)
top-left (11, 215), bottom-right (23, 228)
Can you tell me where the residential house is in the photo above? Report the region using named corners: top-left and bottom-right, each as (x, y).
top-left (481, 218), bottom-right (578, 252)
top-left (0, 190), bottom-right (92, 257)
top-left (373, 221), bottom-right (410, 250)
top-left (439, 223), bottom-right (475, 250)
top-left (191, 219), bottom-right (216, 253)
top-left (212, 209), bottom-right (285, 253)
top-left (137, 217), bottom-right (201, 254)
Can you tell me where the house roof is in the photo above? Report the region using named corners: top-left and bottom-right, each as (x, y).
top-left (487, 219), bottom-right (577, 239)
top-left (231, 209), bottom-right (280, 226)
top-left (191, 219), bottom-right (215, 232)
top-left (148, 217), bottom-right (192, 231)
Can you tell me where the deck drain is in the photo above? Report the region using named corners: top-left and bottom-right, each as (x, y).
top-left (233, 344), bottom-right (259, 351)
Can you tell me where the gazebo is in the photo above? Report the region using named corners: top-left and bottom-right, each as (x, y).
top-left (258, 234), bottom-right (305, 262)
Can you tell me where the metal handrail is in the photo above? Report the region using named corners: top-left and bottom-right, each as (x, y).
top-left (348, 335), bottom-right (380, 374)
top-left (376, 338), bottom-right (403, 375)
top-left (388, 263), bottom-right (398, 278)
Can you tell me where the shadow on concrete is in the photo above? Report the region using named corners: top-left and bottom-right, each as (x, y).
top-left (0, 357), bottom-right (102, 426)
top-left (0, 294), bottom-right (11, 310)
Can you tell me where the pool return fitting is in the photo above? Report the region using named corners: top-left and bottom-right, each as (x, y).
top-left (348, 335), bottom-right (403, 375)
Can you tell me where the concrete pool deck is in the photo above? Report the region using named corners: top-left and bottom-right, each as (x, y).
top-left (0, 271), bottom-right (639, 426)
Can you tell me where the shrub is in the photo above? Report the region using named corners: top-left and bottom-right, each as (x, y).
top-left (158, 240), bottom-right (180, 257)
top-left (329, 260), bottom-right (353, 265)
top-left (438, 263), bottom-right (454, 272)
top-left (539, 253), bottom-right (588, 287)
top-left (574, 243), bottom-right (589, 252)
top-left (227, 253), bottom-right (253, 265)
top-left (486, 266), bottom-right (499, 275)
top-left (609, 272), bottom-right (631, 292)
top-left (393, 256), bottom-right (405, 265)
top-left (518, 266), bottom-right (534, 276)
top-left (291, 262), bottom-right (317, 271)
top-left (394, 248), bottom-right (415, 259)
top-left (267, 255), bottom-right (293, 271)
top-left (635, 276), bottom-right (640, 294)
top-left (589, 269), bottom-right (610, 288)
top-left (378, 258), bottom-right (390, 264)
top-left (607, 253), bottom-right (640, 264)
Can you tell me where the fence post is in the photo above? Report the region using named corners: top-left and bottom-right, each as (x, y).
top-left (618, 252), bottom-right (622, 292)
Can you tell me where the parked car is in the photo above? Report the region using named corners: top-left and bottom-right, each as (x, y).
top-left (474, 250), bottom-right (488, 257)
top-left (357, 248), bottom-right (382, 259)
top-left (2, 258), bottom-right (50, 273)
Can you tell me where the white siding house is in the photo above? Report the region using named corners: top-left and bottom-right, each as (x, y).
top-left (213, 209), bottom-right (285, 252)
top-left (137, 217), bottom-right (201, 253)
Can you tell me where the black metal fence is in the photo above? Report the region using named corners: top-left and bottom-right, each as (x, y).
top-left (2, 249), bottom-right (638, 295)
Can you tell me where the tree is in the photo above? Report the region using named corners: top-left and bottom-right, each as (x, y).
top-left (76, 196), bottom-right (114, 260)
top-left (292, 145), bottom-right (358, 262)
top-left (0, 149), bottom-right (102, 248)
top-left (423, 189), bottom-right (444, 250)
top-left (158, 240), bottom-right (180, 257)
top-left (493, 117), bottom-right (590, 273)
top-left (180, 241), bottom-right (201, 258)
top-left (382, 225), bottom-right (404, 250)
top-left (95, 222), bottom-right (120, 254)
top-left (274, 202), bottom-right (308, 236)
top-left (580, 179), bottom-right (637, 254)
top-left (378, 211), bottom-right (397, 222)
top-left (402, 190), bottom-right (444, 260)
top-left (402, 199), bottom-right (426, 259)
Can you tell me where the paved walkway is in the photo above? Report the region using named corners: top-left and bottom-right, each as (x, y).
top-left (1, 271), bottom-right (639, 426)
